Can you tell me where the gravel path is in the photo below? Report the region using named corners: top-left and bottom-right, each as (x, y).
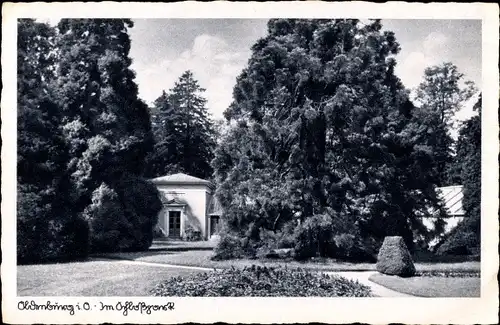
top-left (325, 271), bottom-right (415, 297)
top-left (98, 257), bottom-right (415, 297)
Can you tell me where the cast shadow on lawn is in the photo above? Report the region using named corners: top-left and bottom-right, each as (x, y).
top-left (412, 250), bottom-right (480, 264)
top-left (92, 249), bottom-right (179, 260)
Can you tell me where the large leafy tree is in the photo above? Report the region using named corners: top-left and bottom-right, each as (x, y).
top-left (413, 62), bottom-right (477, 186)
top-left (52, 19), bottom-right (161, 252)
top-left (436, 95), bottom-right (481, 255)
top-left (456, 94), bottom-right (481, 222)
top-left (16, 19), bottom-right (161, 256)
top-left (54, 19), bottom-right (154, 195)
top-left (213, 19), bottom-right (445, 258)
top-left (147, 71), bottom-right (216, 180)
top-left (17, 19), bottom-right (88, 263)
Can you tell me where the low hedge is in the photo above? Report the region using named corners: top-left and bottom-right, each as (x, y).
top-left (151, 265), bottom-right (373, 297)
top-left (211, 234), bottom-right (246, 260)
top-left (416, 271), bottom-right (480, 278)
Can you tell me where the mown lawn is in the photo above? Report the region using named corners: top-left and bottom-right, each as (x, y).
top-left (17, 259), bottom-right (204, 296)
top-left (368, 273), bottom-right (481, 297)
top-left (98, 250), bottom-right (481, 273)
top-left (98, 250), bottom-right (376, 271)
top-left (150, 239), bottom-right (217, 251)
top-left (18, 250), bottom-right (481, 297)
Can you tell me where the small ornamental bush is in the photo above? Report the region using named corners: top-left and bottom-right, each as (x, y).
top-left (291, 214), bottom-right (377, 262)
top-left (211, 234), bottom-right (246, 260)
top-left (376, 236), bottom-right (416, 277)
top-left (436, 230), bottom-right (479, 256)
top-left (184, 224), bottom-right (202, 241)
top-left (153, 224), bottom-right (167, 239)
top-left (416, 271), bottom-right (480, 278)
top-left (17, 183), bottom-right (90, 264)
top-left (293, 214), bottom-right (336, 260)
top-left (83, 177), bottom-right (162, 253)
top-left (151, 265), bottom-right (373, 297)
top-left (435, 216), bottom-right (480, 256)
top-left (333, 234), bottom-right (378, 263)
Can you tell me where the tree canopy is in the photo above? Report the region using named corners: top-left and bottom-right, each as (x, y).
top-left (436, 94), bottom-right (481, 255)
top-left (413, 62), bottom-right (477, 186)
top-left (213, 19), bottom-right (449, 258)
top-left (17, 19), bottom-right (162, 263)
top-left (146, 70), bottom-right (216, 180)
top-left (17, 18), bottom-right (480, 263)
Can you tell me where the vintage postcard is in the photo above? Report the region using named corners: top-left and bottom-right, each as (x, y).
top-left (2, 1), bottom-right (499, 324)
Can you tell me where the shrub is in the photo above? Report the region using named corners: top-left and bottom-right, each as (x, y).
top-left (84, 183), bottom-right (126, 252)
top-left (185, 224), bottom-right (202, 241)
top-left (333, 234), bottom-right (377, 263)
top-left (276, 222), bottom-right (296, 249)
top-left (435, 216), bottom-right (480, 256)
top-left (291, 214), bottom-right (377, 262)
top-left (151, 265), bottom-right (373, 297)
top-left (436, 230), bottom-right (479, 256)
top-left (153, 224), bottom-right (167, 239)
top-left (83, 177), bottom-right (162, 253)
top-left (17, 215), bottom-right (89, 265)
top-left (211, 234), bottom-right (246, 260)
top-left (258, 228), bottom-right (279, 249)
top-left (117, 175), bottom-right (163, 250)
top-left (293, 214), bottom-right (335, 260)
top-left (417, 270), bottom-right (480, 278)
top-left (376, 236), bottom-right (416, 277)
top-left (56, 215), bottom-right (90, 261)
top-left (17, 184), bottom-right (90, 264)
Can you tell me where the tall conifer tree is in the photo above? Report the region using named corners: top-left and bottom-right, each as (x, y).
top-left (53, 19), bottom-right (160, 252)
top-left (213, 19), bottom-right (446, 256)
top-left (147, 71), bottom-right (216, 180)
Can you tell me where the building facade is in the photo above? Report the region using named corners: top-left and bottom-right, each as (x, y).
top-left (151, 173), bottom-right (222, 240)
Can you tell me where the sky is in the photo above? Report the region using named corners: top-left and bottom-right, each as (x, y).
top-left (128, 19), bottom-right (482, 124)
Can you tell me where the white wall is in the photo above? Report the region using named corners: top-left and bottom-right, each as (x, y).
top-left (421, 216), bottom-right (465, 234)
top-left (421, 215), bottom-right (465, 248)
top-left (156, 184), bottom-right (211, 239)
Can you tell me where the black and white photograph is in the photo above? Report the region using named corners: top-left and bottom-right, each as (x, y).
top-left (2, 2), bottom-right (499, 324)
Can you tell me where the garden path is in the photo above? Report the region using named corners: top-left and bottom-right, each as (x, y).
top-left (326, 271), bottom-right (415, 297)
top-left (100, 257), bottom-right (415, 297)
top-left (101, 258), bottom-right (214, 271)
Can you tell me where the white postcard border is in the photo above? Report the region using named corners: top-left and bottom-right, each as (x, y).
top-left (2, 2), bottom-right (499, 324)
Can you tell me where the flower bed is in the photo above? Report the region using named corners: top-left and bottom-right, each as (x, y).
top-left (416, 271), bottom-right (480, 278)
top-left (151, 265), bottom-right (373, 297)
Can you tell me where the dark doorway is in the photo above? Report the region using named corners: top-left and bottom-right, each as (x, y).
top-left (210, 215), bottom-right (220, 236)
top-left (168, 211), bottom-right (181, 238)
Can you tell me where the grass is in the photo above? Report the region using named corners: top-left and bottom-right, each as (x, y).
top-left (97, 249), bottom-right (481, 273)
top-left (17, 247), bottom-right (481, 297)
top-left (413, 261), bottom-right (480, 272)
top-left (97, 250), bottom-right (378, 272)
top-left (96, 250), bottom-right (480, 272)
top-left (368, 273), bottom-right (481, 297)
top-left (150, 239), bottom-right (217, 251)
top-left (17, 258), bottom-right (204, 296)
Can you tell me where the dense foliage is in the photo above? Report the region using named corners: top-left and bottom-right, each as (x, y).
top-left (17, 19), bottom-right (162, 263)
top-left (416, 270), bottom-right (480, 278)
top-left (435, 95), bottom-right (481, 256)
top-left (413, 62), bottom-right (477, 186)
top-left (212, 19), bottom-right (450, 260)
top-left (17, 18), bottom-right (480, 264)
top-left (17, 19), bottom-right (89, 263)
top-left (151, 265), bottom-right (373, 297)
top-left (146, 71), bottom-right (216, 179)
top-left (83, 176), bottom-right (162, 252)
